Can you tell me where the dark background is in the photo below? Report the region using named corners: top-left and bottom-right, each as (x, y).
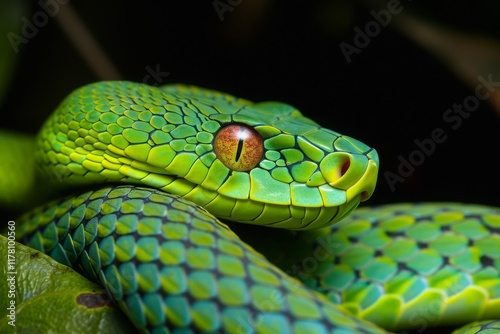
top-left (2, 0), bottom-right (500, 212)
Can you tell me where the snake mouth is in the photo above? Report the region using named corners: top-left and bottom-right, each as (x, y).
top-left (346, 156), bottom-right (379, 203)
top-left (226, 149), bottom-right (379, 230)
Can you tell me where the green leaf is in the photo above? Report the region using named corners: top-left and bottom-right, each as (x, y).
top-left (0, 235), bottom-right (137, 333)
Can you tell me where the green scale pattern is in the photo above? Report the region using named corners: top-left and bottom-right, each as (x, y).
top-left (17, 185), bottom-right (386, 334)
top-left (453, 320), bottom-right (500, 334)
top-left (286, 203), bottom-right (500, 332)
top-left (11, 81), bottom-right (500, 333)
top-left (34, 81), bottom-right (377, 230)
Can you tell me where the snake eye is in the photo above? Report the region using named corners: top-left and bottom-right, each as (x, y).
top-left (214, 124), bottom-right (264, 172)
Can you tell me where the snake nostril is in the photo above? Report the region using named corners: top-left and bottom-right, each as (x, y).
top-left (339, 159), bottom-right (350, 179)
top-left (321, 153), bottom-right (358, 187)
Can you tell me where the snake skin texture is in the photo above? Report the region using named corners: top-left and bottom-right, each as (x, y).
top-left (286, 203), bottom-right (500, 331)
top-left (452, 320), bottom-right (500, 333)
top-left (5, 81), bottom-right (499, 333)
top-left (17, 185), bottom-right (386, 333)
top-left (34, 81), bottom-right (377, 230)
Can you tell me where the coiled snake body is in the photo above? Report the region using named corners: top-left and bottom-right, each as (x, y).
top-left (2, 82), bottom-right (499, 333)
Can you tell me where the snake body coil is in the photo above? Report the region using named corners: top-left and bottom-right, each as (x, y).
top-left (18, 185), bottom-right (385, 333)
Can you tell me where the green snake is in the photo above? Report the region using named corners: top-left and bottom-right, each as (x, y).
top-left (1, 81), bottom-right (499, 333)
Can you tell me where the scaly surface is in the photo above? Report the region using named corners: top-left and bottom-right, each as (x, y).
top-left (281, 203), bottom-right (500, 331)
top-left (17, 185), bottom-right (385, 334)
top-left (1, 81), bottom-right (498, 333)
top-left (34, 81), bottom-right (377, 229)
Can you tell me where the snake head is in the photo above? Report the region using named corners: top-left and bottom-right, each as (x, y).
top-left (207, 101), bottom-right (379, 229)
top-left (36, 82), bottom-right (378, 230)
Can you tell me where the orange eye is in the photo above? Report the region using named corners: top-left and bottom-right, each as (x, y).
top-left (214, 124), bottom-right (264, 172)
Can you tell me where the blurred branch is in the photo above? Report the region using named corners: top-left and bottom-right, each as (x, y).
top-left (392, 13), bottom-right (500, 114)
top-left (350, 0), bottom-right (500, 114)
top-left (55, 3), bottom-right (122, 80)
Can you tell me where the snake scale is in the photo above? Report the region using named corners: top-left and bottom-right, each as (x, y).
top-left (2, 81), bottom-right (500, 333)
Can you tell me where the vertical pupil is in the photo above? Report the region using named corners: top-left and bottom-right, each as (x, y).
top-left (234, 127), bottom-right (245, 162)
